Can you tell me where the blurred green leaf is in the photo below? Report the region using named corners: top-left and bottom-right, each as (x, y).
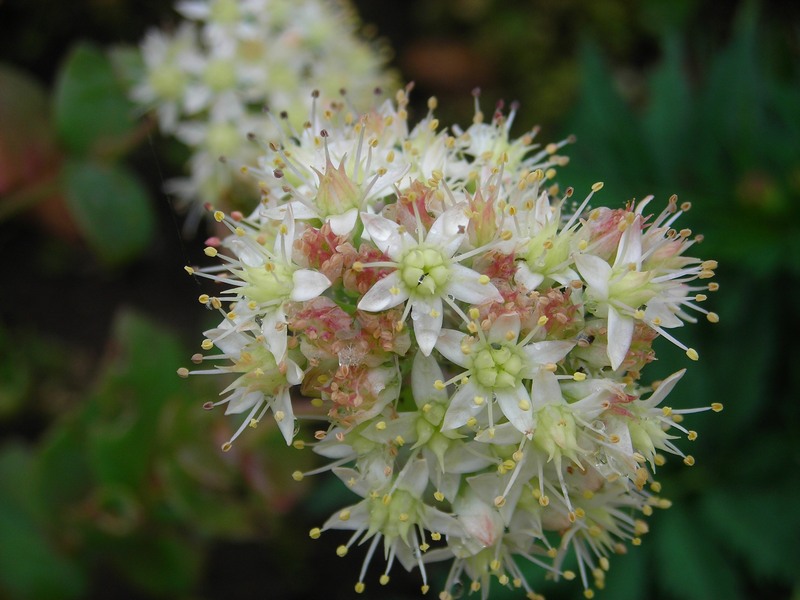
top-left (642, 34), bottom-right (690, 181)
top-left (0, 64), bottom-right (60, 196)
top-left (0, 327), bottom-right (32, 418)
top-left (85, 311), bottom-right (184, 487)
top-left (702, 484), bottom-right (800, 584)
top-left (53, 43), bottom-right (136, 156)
top-left (0, 445), bottom-right (86, 600)
top-left (62, 159), bottom-right (155, 265)
top-left (654, 506), bottom-right (743, 600)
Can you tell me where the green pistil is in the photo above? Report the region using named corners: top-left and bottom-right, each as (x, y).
top-left (473, 343), bottom-right (523, 389)
top-left (400, 247), bottom-right (449, 297)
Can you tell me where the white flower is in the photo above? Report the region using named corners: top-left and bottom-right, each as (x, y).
top-left (357, 203), bottom-right (502, 355)
top-left (435, 313), bottom-right (574, 436)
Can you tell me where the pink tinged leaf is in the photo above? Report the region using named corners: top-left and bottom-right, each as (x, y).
top-left (435, 328), bottom-right (471, 368)
top-left (327, 208), bottom-right (359, 236)
top-left (607, 305), bottom-right (634, 370)
top-left (575, 253), bottom-right (611, 299)
top-left (441, 380), bottom-right (483, 431)
top-left (357, 271), bottom-right (408, 311)
top-left (291, 269), bottom-right (331, 301)
top-left (447, 263), bottom-right (502, 304)
top-left (495, 386), bottom-right (535, 438)
top-left (411, 296), bottom-right (444, 357)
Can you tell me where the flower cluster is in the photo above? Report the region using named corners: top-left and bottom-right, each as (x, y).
top-left (130, 0), bottom-right (395, 228)
top-left (179, 88), bottom-right (721, 599)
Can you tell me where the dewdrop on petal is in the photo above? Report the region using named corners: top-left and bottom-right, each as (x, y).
top-left (180, 90), bottom-right (722, 598)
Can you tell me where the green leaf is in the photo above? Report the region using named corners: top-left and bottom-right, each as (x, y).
top-left (62, 159), bottom-right (155, 265)
top-left (0, 445), bottom-right (86, 600)
top-left (53, 43), bottom-right (136, 156)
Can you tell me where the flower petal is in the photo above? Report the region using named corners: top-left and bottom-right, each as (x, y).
top-left (361, 212), bottom-right (404, 258)
top-left (521, 340), bottom-right (575, 374)
top-left (327, 208), bottom-right (359, 236)
top-left (271, 387), bottom-right (296, 444)
top-left (435, 329), bottom-right (471, 368)
top-left (291, 269), bottom-right (331, 301)
top-left (495, 386), bottom-right (535, 437)
top-left (441, 380), bottom-right (483, 431)
top-left (575, 253), bottom-right (611, 299)
top-left (426, 204), bottom-right (468, 257)
top-left (488, 313), bottom-right (521, 345)
top-left (514, 263), bottom-right (545, 291)
top-left (411, 296), bottom-right (444, 356)
top-left (412, 351), bottom-right (448, 407)
top-left (447, 263), bottom-right (502, 304)
top-left (357, 271), bottom-right (409, 311)
top-left (607, 305), bottom-right (634, 370)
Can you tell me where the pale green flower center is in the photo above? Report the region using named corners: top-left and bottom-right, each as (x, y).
top-left (533, 404), bottom-right (579, 459)
top-left (204, 59), bottom-right (236, 91)
top-left (234, 345), bottom-right (286, 395)
top-left (148, 64), bottom-right (186, 99)
top-left (206, 122), bottom-right (241, 157)
top-left (368, 489), bottom-right (419, 542)
top-left (608, 269), bottom-right (657, 308)
top-left (210, 0), bottom-right (239, 23)
top-left (400, 247), bottom-right (450, 297)
top-left (525, 226), bottom-right (573, 274)
top-left (473, 343), bottom-right (523, 389)
top-left (239, 260), bottom-right (294, 304)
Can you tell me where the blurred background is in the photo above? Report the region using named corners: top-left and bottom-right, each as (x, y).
top-left (1, 0), bottom-right (798, 598)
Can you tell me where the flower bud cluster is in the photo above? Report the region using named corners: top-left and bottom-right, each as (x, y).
top-left (130, 0), bottom-right (395, 225)
top-left (180, 88), bottom-right (721, 599)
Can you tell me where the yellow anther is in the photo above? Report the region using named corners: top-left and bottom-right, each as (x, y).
top-left (539, 495), bottom-right (550, 507)
top-left (707, 312), bottom-right (719, 323)
top-left (473, 396), bottom-right (485, 406)
top-left (494, 496), bottom-right (506, 508)
top-left (380, 574), bottom-right (390, 586)
top-left (650, 481), bottom-right (662, 493)
top-left (395, 435), bottom-right (405, 446)
top-left (683, 455), bottom-right (695, 466)
top-left (686, 348), bottom-right (699, 360)
top-left (662, 406), bottom-right (673, 417)
top-left (213, 210), bottom-right (225, 222)
top-left (654, 454), bottom-right (666, 466)
top-left (293, 440), bottom-right (305, 450)
top-left (376, 421), bottom-right (387, 431)
top-left (176, 367), bottom-right (189, 378)
top-left (434, 491), bottom-right (445, 502)
top-left (498, 574), bottom-right (510, 585)
top-left (309, 527), bottom-right (321, 539)
top-left (708, 282), bottom-right (720, 291)
top-left (695, 293), bottom-right (708, 301)
top-left (584, 588), bottom-right (595, 598)
top-left (591, 182), bottom-right (604, 192)
top-left (490, 559), bottom-right (501, 571)
top-left (478, 274), bottom-right (490, 285)
top-left (274, 410), bottom-right (285, 422)
top-left (563, 571), bottom-right (576, 581)
top-left (518, 399), bottom-right (530, 410)
top-left (573, 372), bottom-right (587, 381)
top-left (466, 417), bottom-right (478, 428)
top-left (339, 509), bottom-right (351, 521)
top-left (198, 294), bottom-right (210, 304)
top-left (352, 261), bottom-right (364, 272)
top-left (711, 402), bottom-right (723, 412)
top-left (687, 430), bottom-right (698, 441)
top-left (354, 582), bottom-right (365, 593)
top-left (292, 471), bottom-right (304, 481)
top-left (471, 581), bottom-right (481, 592)
top-left (643, 505), bottom-right (653, 516)
top-left (546, 547), bottom-right (558, 558)
top-left (221, 442), bottom-right (232, 452)
top-left (336, 545), bottom-right (348, 557)
top-left (204, 247), bottom-right (218, 257)
top-left (537, 315), bottom-right (549, 326)
top-left (399, 513), bottom-right (409, 522)
top-left (382, 494), bottom-right (392, 505)
top-left (184, 266), bottom-right (195, 275)
top-left (433, 380), bottom-right (446, 390)
top-left (248, 419), bottom-right (259, 428)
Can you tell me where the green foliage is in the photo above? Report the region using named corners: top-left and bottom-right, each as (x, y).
top-left (62, 160), bottom-right (155, 266)
top-left (0, 312), bottom-right (314, 599)
top-left (561, 4), bottom-right (800, 599)
top-left (53, 44), bottom-right (138, 157)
